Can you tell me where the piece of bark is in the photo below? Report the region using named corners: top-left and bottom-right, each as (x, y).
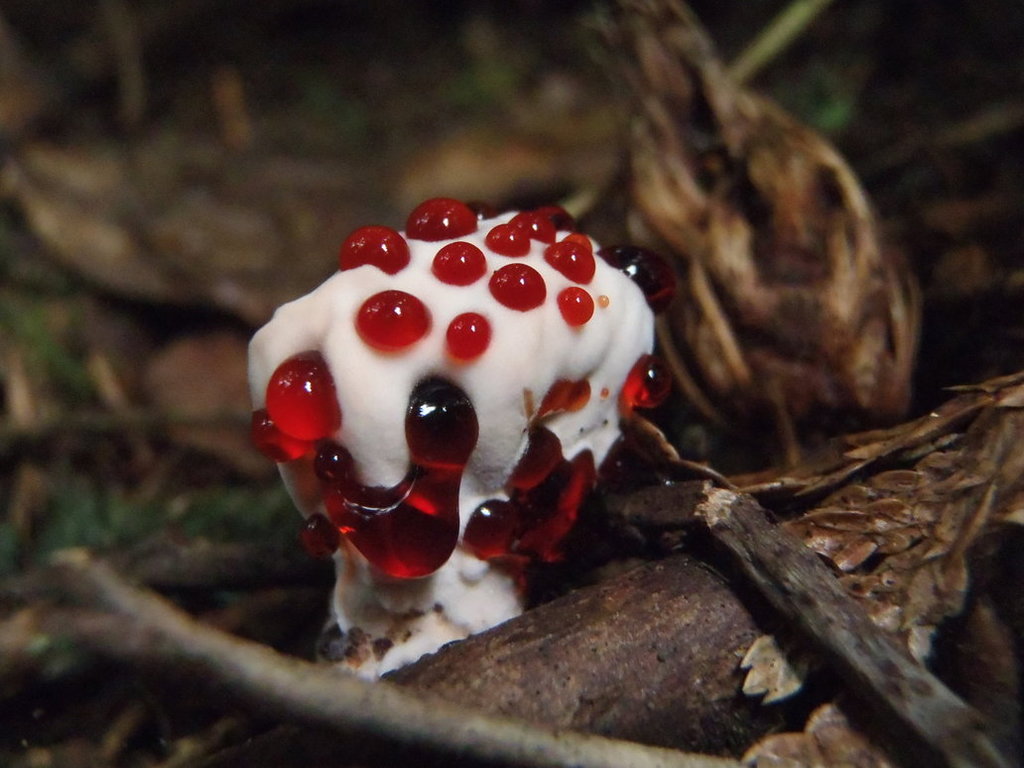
top-left (692, 484), bottom-right (1008, 768)
top-left (391, 554), bottom-right (780, 754)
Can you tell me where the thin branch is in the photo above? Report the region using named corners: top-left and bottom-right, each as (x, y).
top-left (727, 0), bottom-right (837, 85)
top-left (11, 553), bottom-right (739, 768)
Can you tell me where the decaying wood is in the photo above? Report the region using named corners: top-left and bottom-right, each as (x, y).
top-left (603, 0), bottom-right (920, 455)
top-left (737, 370), bottom-right (1024, 670)
top-left (0, 554), bottom-right (740, 768)
top-left (391, 554), bottom-right (778, 753)
top-left (692, 484), bottom-right (1006, 768)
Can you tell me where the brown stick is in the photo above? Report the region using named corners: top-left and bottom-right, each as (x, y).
top-left (4, 553), bottom-right (740, 768)
top-left (392, 553), bottom-right (780, 753)
top-left (691, 484), bottom-right (1009, 768)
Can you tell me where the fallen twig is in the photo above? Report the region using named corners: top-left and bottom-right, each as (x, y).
top-left (691, 484), bottom-right (1009, 768)
top-left (6, 553), bottom-right (739, 768)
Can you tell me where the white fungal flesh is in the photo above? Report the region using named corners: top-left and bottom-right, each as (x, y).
top-left (249, 211), bottom-right (654, 677)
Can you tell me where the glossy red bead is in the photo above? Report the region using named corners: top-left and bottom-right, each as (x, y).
top-left (621, 354), bottom-right (672, 410)
top-left (597, 245), bottom-right (676, 312)
top-left (509, 211), bottom-right (556, 243)
top-left (300, 513), bottom-right (340, 559)
top-left (463, 500), bottom-right (519, 560)
top-left (508, 427), bottom-right (563, 491)
top-left (533, 205), bottom-right (575, 231)
top-left (347, 491), bottom-right (460, 578)
top-left (356, 290), bottom-right (431, 351)
top-left (515, 450), bottom-right (595, 563)
top-left (446, 312), bottom-right (491, 361)
top-left (557, 286), bottom-right (594, 326)
top-left (250, 408), bottom-right (310, 462)
top-left (432, 241), bottom-right (487, 285)
top-left (538, 378), bottom-right (591, 417)
top-left (405, 378), bottom-right (479, 470)
top-left (406, 197), bottom-right (478, 241)
top-left (265, 351), bottom-right (341, 441)
top-left (466, 200), bottom-right (499, 219)
top-left (544, 240), bottom-right (595, 284)
top-left (485, 223), bottom-right (531, 257)
top-left (339, 225), bottom-right (410, 274)
top-left (489, 263), bottom-right (546, 311)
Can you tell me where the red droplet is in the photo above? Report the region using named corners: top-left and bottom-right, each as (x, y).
top-left (356, 290), bottom-right (431, 351)
top-left (432, 241), bottom-right (487, 285)
top-left (544, 240), bottom-right (595, 284)
top-left (300, 513), bottom-right (340, 559)
top-left (446, 312), bottom-right (491, 361)
top-left (485, 223), bottom-right (531, 257)
top-left (339, 225), bottom-right (410, 274)
top-left (562, 232), bottom-right (592, 248)
top-left (320, 448), bottom-right (412, 518)
top-left (515, 451), bottom-right (595, 563)
top-left (405, 378), bottom-right (479, 470)
top-left (538, 379), bottom-right (591, 417)
top-left (508, 427), bottom-right (563, 490)
top-left (314, 441), bottom-right (357, 488)
top-left (509, 211), bottom-right (556, 243)
top-left (557, 286), bottom-right (594, 326)
top-left (349, 488), bottom-right (460, 578)
top-left (597, 245), bottom-right (676, 312)
top-left (319, 452), bottom-right (459, 578)
top-left (466, 200), bottom-right (499, 219)
top-left (489, 263), bottom-right (546, 311)
top-left (406, 197), bottom-right (478, 241)
top-left (463, 499), bottom-right (520, 560)
top-left (532, 205), bottom-right (575, 231)
top-left (250, 408), bottom-right (311, 462)
top-left (621, 354), bottom-right (672, 410)
top-left (265, 351), bottom-right (341, 441)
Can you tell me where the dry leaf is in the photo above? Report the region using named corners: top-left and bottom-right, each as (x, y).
top-left (143, 332), bottom-right (266, 476)
top-left (604, 0), bottom-right (919, 455)
top-left (743, 703), bottom-right (896, 768)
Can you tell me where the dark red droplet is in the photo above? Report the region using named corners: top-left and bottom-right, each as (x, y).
top-left (485, 223), bottom-right (531, 257)
top-left (538, 379), bottom-right (591, 417)
top-left (515, 450), bottom-right (595, 563)
top-left (621, 354), bottom-right (672, 410)
top-left (466, 200), bottom-right (499, 219)
top-left (463, 499), bottom-right (519, 560)
top-left (265, 351), bottom-right (341, 441)
top-left (300, 513), bottom-right (340, 559)
top-left (406, 197), bottom-right (478, 241)
top-left (432, 241), bottom-right (487, 285)
top-left (250, 408), bottom-right (311, 462)
top-left (597, 245), bottom-right (676, 312)
top-left (356, 290), bottom-right (431, 351)
top-left (544, 240), bottom-right (595, 284)
top-left (406, 378), bottom-right (478, 470)
top-left (350, 490), bottom-right (460, 578)
top-left (533, 205), bottom-right (575, 231)
top-left (446, 312), bottom-right (491, 361)
top-left (339, 225), bottom-right (410, 274)
top-left (509, 211), bottom-right (556, 243)
top-left (314, 441), bottom-right (357, 488)
top-left (557, 286), bottom-right (594, 326)
top-left (508, 427), bottom-right (563, 491)
top-left (489, 263), bottom-right (546, 311)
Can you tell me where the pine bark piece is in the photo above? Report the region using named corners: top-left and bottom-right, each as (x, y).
top-left (391, 554), bottom-right (780, 755)
top-left (692, 484), bottom-right (1008, 768)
